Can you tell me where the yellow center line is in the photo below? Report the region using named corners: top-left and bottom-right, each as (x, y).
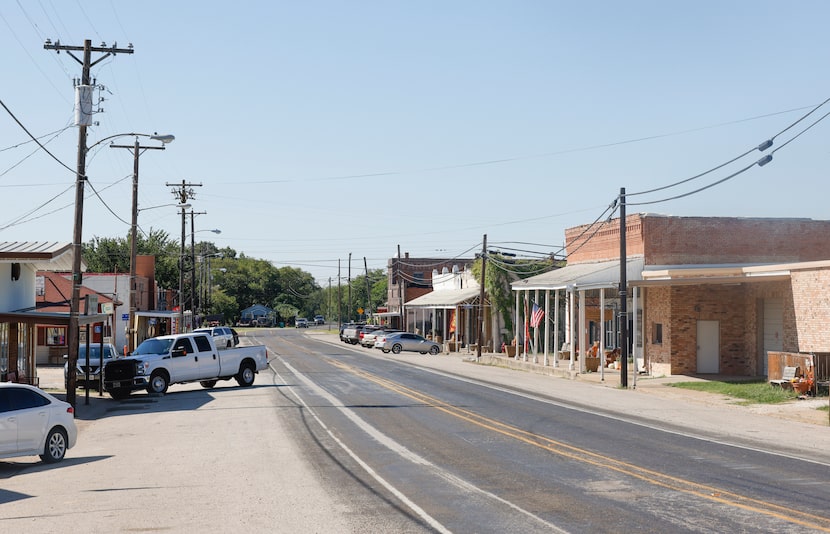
top-left (326, 357), bottom-right (830, 531)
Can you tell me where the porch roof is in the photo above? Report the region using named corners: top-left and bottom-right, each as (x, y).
top-left (632, 261), bottom-right (806, 287)
top-left (0, 311), bottom-right (110, 326)
top-left (0, 241), bottom-right (79, 271)
top-left (405, 287), bottom-right (482, 309)
top-left (511, 257), bottom-right (644, 291)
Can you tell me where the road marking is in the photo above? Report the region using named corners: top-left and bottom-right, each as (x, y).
top-left (329, 358), bottom-right (830, 533)
top-left (273, 357), bottom-right (570, 534)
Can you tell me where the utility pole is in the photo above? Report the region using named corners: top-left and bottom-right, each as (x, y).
top-left (619, 188), bottom-right (629, 388)
top-left (397, 244), bottom-right (403, 331)
top-left (44, 38), bottom-right (133, 408)
top-left (477, 235), bottom-right (487, 362)
top-left (167, 180), bottom-right (202, 332)
top-left (364, 257), bottom-right (370, 322)
top-left (348, 253), bottom-right (352, 323)
top-left (189, 209), bottom-right (207, 322)
top-left (110, 137), bottom-right (169, 354)
top-left (337, 260), bottom-right (342, 329)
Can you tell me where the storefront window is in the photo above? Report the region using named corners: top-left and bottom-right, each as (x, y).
top-left (46, 327), bottom-right (66, 346)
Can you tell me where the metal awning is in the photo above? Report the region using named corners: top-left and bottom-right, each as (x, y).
top-left (512, 257), bottom-right (644, 291)
top-left (405, 287), bottom-right (482, 309)
top-left (0, 311), bottom-right (110, 326)
top-left (0, 241), bottom-right (80, 271)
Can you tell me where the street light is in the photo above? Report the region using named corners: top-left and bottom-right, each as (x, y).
top-left (109, 134), bottom-right (174, 354)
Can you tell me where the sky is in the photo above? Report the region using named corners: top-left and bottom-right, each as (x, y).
top-left (1, 1), bottom-right (829, 286)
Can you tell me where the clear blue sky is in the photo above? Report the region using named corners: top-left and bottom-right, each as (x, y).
top-left (1, 1), bottom-right (828, 284)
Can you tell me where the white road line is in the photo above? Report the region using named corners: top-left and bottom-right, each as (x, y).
top-left (274, 356), bottom-right (569, 534)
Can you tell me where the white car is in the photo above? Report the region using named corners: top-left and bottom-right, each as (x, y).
top-left (0, 383), bottom-right (78, 463)
top-left (193, 326), bottom-right (235, 348)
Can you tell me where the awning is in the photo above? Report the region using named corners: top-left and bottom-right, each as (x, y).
top-left (405, 287), bottom-right (482, 309)
top-left (0, 311), bottom-right (110, 326)
top-left (0, 241), bottom-right (79, 271)
top-left (512, 257), bottom-right (645, 291)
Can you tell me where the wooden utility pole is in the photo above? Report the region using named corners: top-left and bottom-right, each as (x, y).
top-left (477, 234), bottom-right (487, 362)
top-left (166, 180), bottom-right (202, 332)
top-left (619, 188), bottom-right (629, 388)
top-left (44, 39), bottom-right (133, 408)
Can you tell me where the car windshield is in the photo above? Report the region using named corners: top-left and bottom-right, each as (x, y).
top-left (132, 338), bottom-right (174, 356)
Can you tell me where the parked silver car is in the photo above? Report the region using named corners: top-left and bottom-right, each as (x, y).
top-left (360, 328), bottom-right (401, 348)
top-left (0, 382), bottom-right (78, 463)
top-left (374, 332), bottom-right (441, 355)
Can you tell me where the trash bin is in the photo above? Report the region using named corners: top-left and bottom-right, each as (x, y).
top-left (279, 322), bottom-right (285, 328)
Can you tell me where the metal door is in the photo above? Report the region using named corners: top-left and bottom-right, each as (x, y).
top-left (696, 320), bottom-right (720, 374)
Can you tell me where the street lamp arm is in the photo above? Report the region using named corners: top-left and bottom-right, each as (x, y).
top-left (88, 132), bottom-right (174, 152)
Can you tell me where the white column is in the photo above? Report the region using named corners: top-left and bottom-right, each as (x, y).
top-left (553, 289), bottom-right (560, 368)
top-left (579, 290), bottom-right (586, 373)
top-left (633, 286), bottom-right (639, 388)
top-left (600, 288), bottom-right (605, 381)
top-left (533, 289), bottom-right (540, 363)
top-left (568, 288), bottom-right (575, 371)
top-left (514, 290), bottom-right (520, 350)
top-left (543, 289), bottom-right (550, 366)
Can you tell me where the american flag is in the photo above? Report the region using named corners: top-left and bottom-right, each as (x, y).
top-left (530, 302), bottom-right (545, 328)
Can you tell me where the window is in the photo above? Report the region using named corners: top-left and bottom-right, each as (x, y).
top-left (172, 338), bottom-right (194, 356)
top-left (652, 323), bottom-right (663, 345)
top-left (46, 327), bottom-right (66, 346)
top-left (0, 387), bottom-right (49, 412)
top-left (193, 336), bottom-right (212, 352)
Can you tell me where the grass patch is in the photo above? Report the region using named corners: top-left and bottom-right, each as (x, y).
top-left (669, 379), bottom-right (800, 405)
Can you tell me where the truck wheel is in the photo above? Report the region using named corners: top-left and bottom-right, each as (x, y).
top-left (39, 427), bottom-right (68, 463)
top-left (429, 346), bottom-right (440, 355)
top-left (200, 380), bottom-right (217, 389)
top-left (109, 388), bottom-right (131, 400)
top-left (236, 364), bottom-right (255, 387)
top-left (147, 371), bottom-right (169, 395)
top-left (392, 344), bottom-right (402, 354)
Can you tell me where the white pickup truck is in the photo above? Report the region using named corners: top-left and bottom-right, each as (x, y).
top-left (102, 332), bottom-right (268, 400)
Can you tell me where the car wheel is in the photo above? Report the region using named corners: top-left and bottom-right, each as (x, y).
top-left (40, 427), bottom-right (68, 463)
top-left (200, 380), bottom-right (218, 389)
top-left (382, 349), bottom-right (390, 354)
top-left (392, 344), bottom-right (402, 354)
top-left (147, 371), bottom-right (169, 395)
top-left (236, 364), bottom-right (255, 387)
top-left (419, 351), bottom-right (427, 355)
top-left (109, 388), bottom-right (131, 400)
top-left (429, 345), bottom-right (440, 355)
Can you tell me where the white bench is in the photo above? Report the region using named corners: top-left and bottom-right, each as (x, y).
top-left (770, 366), bottom-right (799, 388)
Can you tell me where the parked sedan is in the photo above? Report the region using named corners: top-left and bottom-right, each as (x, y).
top-left (0, 383), bottom-right (78, 463)
top-left (360, 328), bottom-right (401, 348)
top-left (63, 342), bottom-right (119, 389)
top-left (374, 332), bottom-right (441, 355)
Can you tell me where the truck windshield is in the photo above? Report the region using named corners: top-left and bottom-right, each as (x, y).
top-left (132, 338), bottom-right (174, 356)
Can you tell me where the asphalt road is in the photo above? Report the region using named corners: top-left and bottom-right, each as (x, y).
top-left (2, 327), bottom-right (829, 533)
top-left (257, 328), bottom-right (830, 533)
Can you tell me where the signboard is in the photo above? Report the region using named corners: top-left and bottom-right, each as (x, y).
top-left (122, 313), bottom-right (130, 321)
top-left (102, 302), bottom-right (114, 314)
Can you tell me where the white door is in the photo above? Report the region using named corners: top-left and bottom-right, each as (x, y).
top-left (762, 298), bottom-right (784, 376)
top-left (696, 320), bottom-right (720, 373)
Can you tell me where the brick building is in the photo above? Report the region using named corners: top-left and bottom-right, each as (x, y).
top-left (514, 214), bottom-right (830, 377)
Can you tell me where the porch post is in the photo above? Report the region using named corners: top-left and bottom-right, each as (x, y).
top-left (600, 288), bottom-right (606, 382)
top-left (553, 289), bottom-right (560, 368)
top-left (579, 289), bottom-right (586, 373)
top-left (514, 290), bottom-right (520, 351)
top-left (633, 286), bottom-right (639, 388)
top-left (543, 289), bottom-right (550, 366)
top-left (568, 287), bottom-right (575, 371)
top-left (533, 289), bottom-right (540, 363)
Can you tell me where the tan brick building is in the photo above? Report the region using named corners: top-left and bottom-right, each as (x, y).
top-left (514, 214), bottom-right (830, 377)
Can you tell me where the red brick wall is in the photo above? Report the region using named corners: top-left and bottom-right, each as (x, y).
top-left (644, 286), bottom-right (671, 375)
top-left (565, 214), bottom-right (830, 266)
top-left (791, 268), bottom-right (830, 352)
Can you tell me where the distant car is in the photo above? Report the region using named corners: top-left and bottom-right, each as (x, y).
top-left (63, 342), bottom-right (119, 389)
top-left (236, 318), bottom-right (253, 327)
top-left (193, 326), bottom-right (235, 348)
top-left (314, 315), bottom-right (325, 326)
top-left (374, 332), bottom-right (441, 355)
top-left (0, 382), bottom-right (78, 463)
top-left (360, 328), bottom-right (401, 348)
top-left (295, 318), bottom-right (309, 328)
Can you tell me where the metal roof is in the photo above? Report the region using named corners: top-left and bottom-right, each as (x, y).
top-left (0, 241), bottom-right (77, 271)
top-left (511, 257), bottom-right (645, 291)
top-left (405, 287), bottom-right (482, 308)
